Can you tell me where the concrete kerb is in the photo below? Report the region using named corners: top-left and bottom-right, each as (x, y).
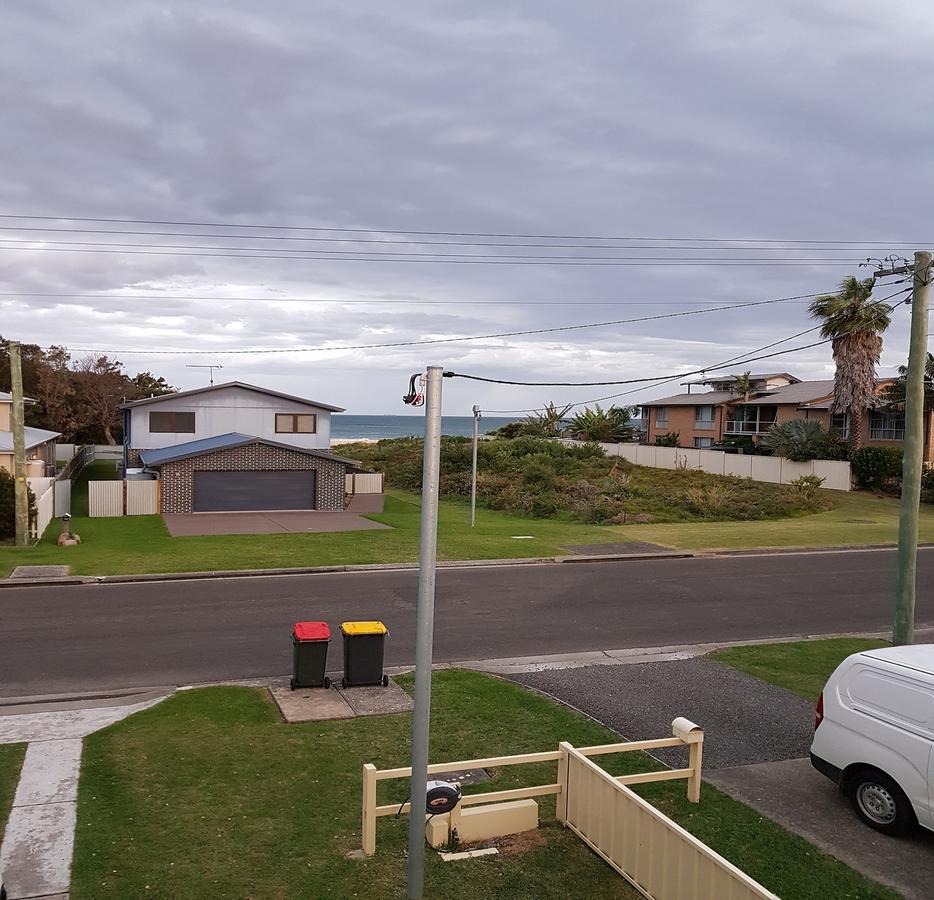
top-left (4, 542), bottom-right (934, 590)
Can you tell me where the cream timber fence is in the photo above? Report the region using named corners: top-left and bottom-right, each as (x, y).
top-left (562, 742), bottom-right (777, 899)
top-left (561, 439), bottom-right (851, 491)
top-left (360, 718), bottom-right (774, 897)
top-left (88, 480), bottom-right (159, 517)
top-left (345, 472), bottom-right (384, 494)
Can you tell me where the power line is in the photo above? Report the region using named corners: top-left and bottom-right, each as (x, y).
top-left (0, 237), bottom-right (877, 262)
top-left (0, 225), bottom-right (915, 252)
top-left (0, 213), bottom-right (924, 244)
top-left (0, 246), bottom-right (872, 266)
top-left (477, 289), bottom-right (912, 413)
top-left (37, 292), bottom-right (829, 356)
top-left (0, 291), bottom-right (824, 307)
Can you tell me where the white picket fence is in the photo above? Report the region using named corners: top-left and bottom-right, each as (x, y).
top-left (88, 480), bottom-right (159, 517)
top-left (561, 440), bottom-right (852, 491)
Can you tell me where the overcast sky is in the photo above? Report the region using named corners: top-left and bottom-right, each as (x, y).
top-left (1, 1), bottom-right (931, 416)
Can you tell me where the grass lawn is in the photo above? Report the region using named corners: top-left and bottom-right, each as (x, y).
top-left (3, 460), bottom-right (928, 577)
top-left (619, 490), bottom-right (934, 551)
top-left (712, 637), bottom-right (890, 700)
top-left (0, 462), bottom-right (628, 577)
top-left (0, 743), bottom-right (26, 842)
top-left (71, 672), bottom-right (896, 899)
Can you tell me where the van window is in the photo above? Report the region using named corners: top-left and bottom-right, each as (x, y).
top-left (848, 667), bottom-right (933, 728)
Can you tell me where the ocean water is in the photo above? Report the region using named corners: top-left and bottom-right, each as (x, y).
top-left (330, 414), bottom-right (520, 440)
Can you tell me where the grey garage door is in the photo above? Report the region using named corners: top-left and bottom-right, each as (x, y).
top-left (192, 470), bottom-right (316, 512)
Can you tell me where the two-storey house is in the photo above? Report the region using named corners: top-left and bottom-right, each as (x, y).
top-left (120, 382), bottom-right (357, 513)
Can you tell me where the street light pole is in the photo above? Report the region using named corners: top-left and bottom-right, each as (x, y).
top-left (893, 250), bottom-right (932, 645)
top-left (406, 366), bottom-right (444, 899)
top-left (470, 404), bottom-right (480, 527)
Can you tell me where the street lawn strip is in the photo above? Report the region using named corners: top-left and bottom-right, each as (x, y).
top-left (616, 489), bottom-right (934, 551)
top-left (0, 743), bottom-right (26, 843)
top-left (0, 484), bottom-right (625, 578)
top-left (711, 637), bottom-right (890, 701)
top-left (71, 671), bottom-right (897, 900)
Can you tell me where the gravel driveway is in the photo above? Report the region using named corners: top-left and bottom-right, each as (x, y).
top-left (510, 656), bottom-right (815, 769)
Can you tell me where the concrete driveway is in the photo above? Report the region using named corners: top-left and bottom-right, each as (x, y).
top-left (162, 511), bottom-right (391, 536)
top-left (513, 657), bottom-right (934, 900)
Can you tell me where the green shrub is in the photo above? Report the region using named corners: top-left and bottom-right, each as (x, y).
top-left (786, 474), bottom-right (826, 508)
top-left (921, 466), bottom-right (934, 504)
top-left (342, 435), bottom-right (832, 525)
top-left (654, 432), bottom-right (680, 447)
top-left (0, 469), bottom-right (37, 541)
top-left (850, 446), bottom-right (902, 490)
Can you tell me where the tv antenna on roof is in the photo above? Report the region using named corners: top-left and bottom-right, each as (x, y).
top-left (186, 363), bottom-right (224, 386)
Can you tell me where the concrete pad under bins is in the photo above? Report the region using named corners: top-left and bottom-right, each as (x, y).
top-left (270, 685), bottom-right (354, 723)
top-left (336, 680), bottom-right (413, 717)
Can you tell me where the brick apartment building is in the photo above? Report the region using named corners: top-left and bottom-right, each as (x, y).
top-left (641, 372), bottom-right (934, 460)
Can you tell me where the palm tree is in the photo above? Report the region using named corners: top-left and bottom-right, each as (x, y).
top-left (732, 371), bottom-right (753, 401)
top-left (884, 352), bottom-right (934, 412)
top-left (565, 404), bottom-right (637, 442)
top-left (809, 276), bottom-right (892, 449)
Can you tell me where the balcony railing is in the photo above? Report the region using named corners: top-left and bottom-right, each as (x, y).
top-left (724, 420), bottom-right (775, 435)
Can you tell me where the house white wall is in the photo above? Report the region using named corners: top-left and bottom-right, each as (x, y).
top-left (127, 386), bottom-right (334, 450)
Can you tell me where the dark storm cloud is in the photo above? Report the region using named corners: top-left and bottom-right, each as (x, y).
top-left (0, 0), bottom-right (930, 412)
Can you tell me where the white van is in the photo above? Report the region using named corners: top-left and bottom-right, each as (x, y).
top-left (810, 644), bottom-right (934, 836)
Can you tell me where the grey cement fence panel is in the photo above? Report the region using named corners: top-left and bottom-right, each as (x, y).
top-left (92, 445), bottom-right (124, 460)
top-left (54, 479), bottom-right (71, 517)
top-left (54, 443), bottom-right (76, 462)
top-left (559, 439), bottom-right (852, 490)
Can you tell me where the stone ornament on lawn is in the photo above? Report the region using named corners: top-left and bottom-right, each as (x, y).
top-left (57, 531), bottom-right (81, 545)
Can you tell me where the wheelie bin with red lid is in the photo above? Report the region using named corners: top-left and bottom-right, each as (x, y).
top-left (290, 621), bottom-right (331, 690)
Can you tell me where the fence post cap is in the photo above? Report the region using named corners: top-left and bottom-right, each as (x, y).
top-left (672, 717), bottom-right (703, 742)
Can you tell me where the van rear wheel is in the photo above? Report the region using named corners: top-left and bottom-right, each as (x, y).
top-left (846, 769), bottom-right (916, 836)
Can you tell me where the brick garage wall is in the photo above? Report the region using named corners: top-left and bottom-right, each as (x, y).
top-left (158, 443), bottom-right (348, 513)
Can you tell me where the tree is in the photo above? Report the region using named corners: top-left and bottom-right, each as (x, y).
top-left (809, 277), bottom-right (892, 449)
top-left (884, 352), bottom-right (934, 412)
top-left (733, 371), bottom-right (753, 401)
top-left (565, 404), bottom-right (638, 442)
top-left (762, 420), bottom-right (845, 462)
top-left (72, 355), bottom-right (138, 445)
top-left (131, 371), bottom-right (175, 398)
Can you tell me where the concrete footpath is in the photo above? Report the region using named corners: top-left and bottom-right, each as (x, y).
top-left (0, 691), bottom-right (170, 900)
top-left (511, 655), bottom-right (934, 900)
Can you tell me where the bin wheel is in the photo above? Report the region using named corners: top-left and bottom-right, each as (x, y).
top-left (289, 678), bottom-right (296, 691)
top-left (341, 677), bottom-right (348, 689)
top-left (323, 676), bottom-right (331, 689)
top-left (382, 674), bottom-right (390, 687)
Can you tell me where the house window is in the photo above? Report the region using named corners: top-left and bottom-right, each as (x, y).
top-left (694, 405), bottom-right (715, 430)
top-left (276, 413), bottom-right (317, 434)
top-left (830, 413), bottom-right (850, 438)
top-left (870, 411), bottom-right (905, 440)
top-left (149, 411), bottom-right (195, 433)
top-left (655, 407), bottom-right (667, 425)
top-left (725, 406), bottom-right (776, 434)
top-left (694, 437), bottom-right (713, 448)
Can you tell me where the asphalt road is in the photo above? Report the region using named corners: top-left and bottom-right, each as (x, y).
top-left (1, 547), bottom-right (931, 698)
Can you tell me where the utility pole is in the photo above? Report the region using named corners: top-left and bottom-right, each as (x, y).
top-left (406, 366), bottom-right (444, 900)
top-left (8, 342), bottom-right (30, 546)
top-left (892, 250), bottom-right (932, 644)
top-left (470, 404), bottom-right (480, 527)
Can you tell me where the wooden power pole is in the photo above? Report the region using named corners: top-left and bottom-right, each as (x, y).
top-left (8, 341), bottom-right (30, 546)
